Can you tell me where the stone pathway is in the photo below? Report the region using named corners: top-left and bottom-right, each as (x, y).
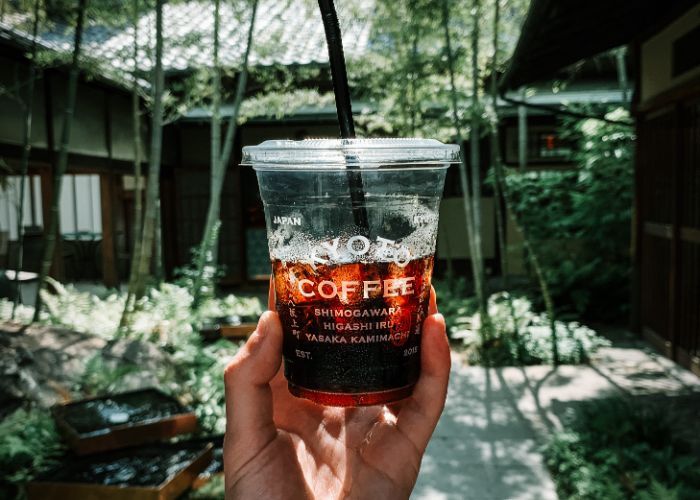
top-left (412, 336), bottom-right (700, 500)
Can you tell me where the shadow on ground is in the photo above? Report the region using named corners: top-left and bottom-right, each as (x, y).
top-left (412, 334), bottom-right (700, 500)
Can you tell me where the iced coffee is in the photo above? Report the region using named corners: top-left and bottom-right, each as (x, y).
top-left (243, 139), bottom-right (458, 406)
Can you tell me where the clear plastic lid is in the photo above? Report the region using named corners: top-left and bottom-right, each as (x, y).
top-left (242, 138), bottom-right (461, 169)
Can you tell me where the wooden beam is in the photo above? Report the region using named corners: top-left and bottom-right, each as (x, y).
top-left (517, 96), bottom-right (528, 171)
top-left (39, 168), bottom-right (63, 280)
top-left (100, 173), bottom-right (118, 287)
top-left (0, 143), bottom-right (136, 174)
top-left (643, 222), bottom-right (673, 239)
top-left (40, 72), bottom-right (64, 281)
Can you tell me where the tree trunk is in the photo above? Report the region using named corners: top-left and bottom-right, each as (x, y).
top-left (13, 0), bottom-right (40, 318)
top-left (209, 0), bottom-right (222, 261)
top-left (616, 47), bottom-right (629, 103)
top-left (496, 164), bottom-right (558, 364)
top-left (130, 0), bottom-right (144, 281)
top-left (490, 0), bottom-right (506, 284)
top-left (440, 0), bottom-right (487, 323)
top-left (191, 0), bottom-right (258, 304)
top-left (470, 0), bottom-right (487, 316)
top-left (487, 8), bottom-right (559, 364)
top-left (408, 0), bottom-right (418, 137)
top-left (32, 0), bottom-right (88, 322)
top-left (120, 0), bottom-right (144, 329)
top-left (409, 33), bottom-right (418, 135)
top-left (489, 0), bottom-right (525, 361)
top-left (129, 0), bottom-right (165, 300)
top-left (154, 197), bottom-right (163, 281)
top-left (494, 154), bottom-right (559, 364)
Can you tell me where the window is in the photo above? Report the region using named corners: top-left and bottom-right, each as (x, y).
top-left (59, 175), bottom-right (102, 238)
top-left (504, 125), bottom-right (573, 165)
top-left (0, 174), bottom-right (102, 240)
top-left (0, 175), bottom-right (43, 239)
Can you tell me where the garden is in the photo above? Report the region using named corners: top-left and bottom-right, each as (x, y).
top-left (1, 0), bottom-right (700, 499)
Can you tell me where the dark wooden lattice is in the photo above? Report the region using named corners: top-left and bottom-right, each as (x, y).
top-left (638, 98), bottom-right (700, 370)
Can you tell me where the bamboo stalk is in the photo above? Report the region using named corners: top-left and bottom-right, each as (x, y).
top-left (191, 0), bottom-right (258, 305)
top-left (13, 0), bottom-right (41, 319)
top-left (33, 0), bottom-right (88, 322)
top-left (119, 0), bottom-right (145, 330)
top-left (130, 0), bottom-right (165, 300)
top-left (441, 0), bottom-right (489, 333)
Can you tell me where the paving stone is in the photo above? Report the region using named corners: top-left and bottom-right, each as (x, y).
top-left (414, 334), bottom-right (700, 500)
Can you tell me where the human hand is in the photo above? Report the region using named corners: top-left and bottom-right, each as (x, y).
top-left (223, 286), bottom-right (450, 499)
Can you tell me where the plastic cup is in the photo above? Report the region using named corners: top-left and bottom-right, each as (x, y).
top-left (242, 138), bottom-right (459, 406)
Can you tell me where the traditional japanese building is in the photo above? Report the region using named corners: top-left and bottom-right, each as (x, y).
top-left (502, 0), bottom-right (700, 374)
top-left (0, 0), bottom-right (372, 286)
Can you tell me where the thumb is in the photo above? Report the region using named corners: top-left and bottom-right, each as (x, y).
top-left (224, 311), bottom-right (283, 471)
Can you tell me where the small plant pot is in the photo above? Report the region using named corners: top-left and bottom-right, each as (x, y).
top-left (52, 388), bottom-right (198, 455)
top-left (183, 435), bottom-right (224, 490)
top-left (27, 441), bottom-right (213, 500)
top-left (200, 321), bottom-right (257, 342)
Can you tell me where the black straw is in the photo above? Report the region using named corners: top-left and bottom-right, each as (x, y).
top-left (317, 0), bottom-right (369, 230)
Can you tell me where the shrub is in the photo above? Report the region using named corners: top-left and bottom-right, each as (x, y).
top-left (197, 294), bottom-right (264, 323)
top-left (544, 398), bottom-right (700, 499)
top-left (453, 292), bottom-right (610, 365)
top-left (0, 280), bottom-right (262, 435)
top-left (504, 108), bottom-right (634, 322)
top-left (432, 277), bottom-right (478, 337)
top-left (39, 278), bottom-right (128, 338)
top-left (173, 221), bottom-right (225, 303)
top-left (174, 338), bottom-right (240, 434)
top-left (0, 408), bottom-right (63, 498)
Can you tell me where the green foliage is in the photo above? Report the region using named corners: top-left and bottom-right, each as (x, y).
top-left (188, 474), bottom-right (225, 499)
top-left (239, 88), bottom-right (336, 124)
top-left (453, 292), bottom-right (610, 365)
top-left (432, 277), bottom-right (478, 336)
top-left (0, 408), bottom-right (63, 497)
top-left (0, 298), bottom-right (34, 324)
top-left (544, 398), bottom-right (700, 500)
top-left (0, 277), bottom-right (262, 434)
top-left (175, 221), bottom-right (225, 303)
top-left (39, 278), bottom-right (126, 338)
top-left (504, 108), bottom-right (635, 321)
top-left (353, 0), bottom-right (529, 140)
top-left (76, 353), bottom-right (140, 395)
top-left (198, 294), bottom-right (264, 323)
top-left (175, 338), bottom-right (239, 435)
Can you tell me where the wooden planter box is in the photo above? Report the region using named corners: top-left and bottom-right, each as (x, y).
top-left (187, 436), bottom-right (224, 490)
top-left (52, 388), bottom-right (198, 455)
top-left (27, 442), bottom-right (213, 500)
top-left (200, 322), bottom-right (256, 341)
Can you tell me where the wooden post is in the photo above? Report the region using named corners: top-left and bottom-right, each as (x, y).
top-left (669, 104), bottom-right (682, 362)
top-left (39, 169), bottom-right (64, 280)
top-left (41, 71), bottom-right (63, 281)
top-left (518, 87), bottom-right (528, 171)
top-left (630, 42), bottom-right (642, 333)
top-left (100, 173), bottom-right (118, 287)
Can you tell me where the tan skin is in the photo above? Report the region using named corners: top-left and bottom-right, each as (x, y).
top-left (223, 285), bottom-right (450, 499)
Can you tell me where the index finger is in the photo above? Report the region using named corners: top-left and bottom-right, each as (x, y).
top-left (223, 311), bottom-right (282, 472)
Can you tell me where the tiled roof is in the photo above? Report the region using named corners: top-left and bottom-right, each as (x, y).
top-left (0, 0), bottom-right (373, 81)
